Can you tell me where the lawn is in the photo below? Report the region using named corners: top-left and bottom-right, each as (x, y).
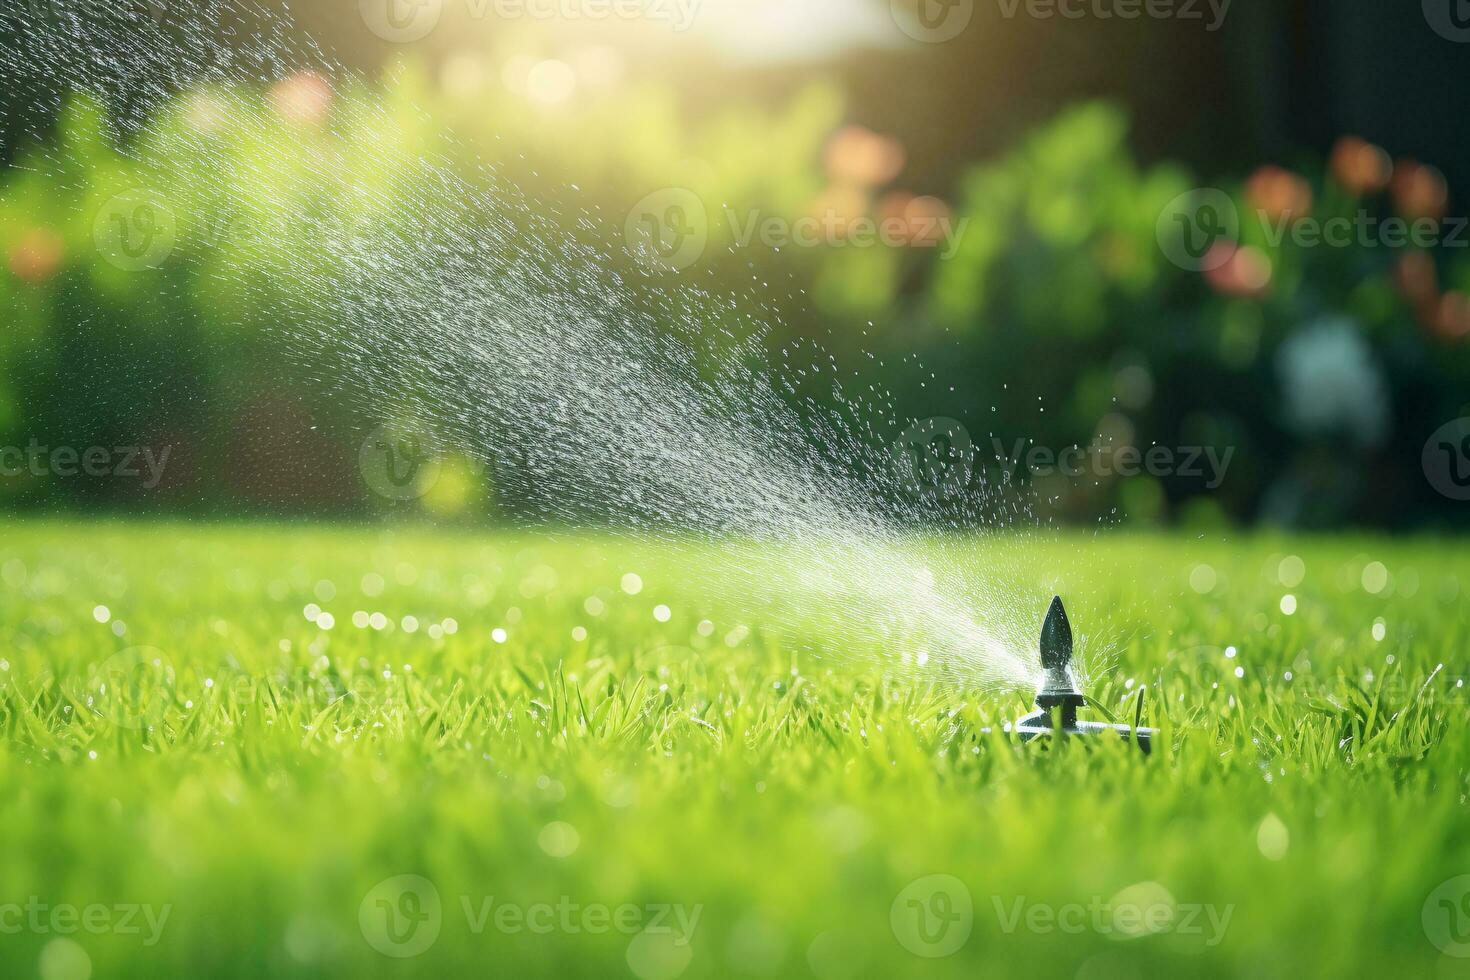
top-left (1, 519), bottom-right (1467, 979)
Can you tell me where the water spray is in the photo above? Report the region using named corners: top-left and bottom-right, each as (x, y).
top-left (1013, 597), bottom-right (1155, 754)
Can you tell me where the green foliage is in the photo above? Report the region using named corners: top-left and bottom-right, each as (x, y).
top-left (3, 72), bottom-right (1469, 523)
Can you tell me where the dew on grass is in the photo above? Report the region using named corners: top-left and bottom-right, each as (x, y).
top-left (1361, 561), bottom-right (1389, 594)
top-left (1371, 619), bottom-right (1386, 642)
top-left (492, 628), bottom-right (508, 644)
top-left (38, 937), bottom-right (90, 980)
top-left (621, 573), bottom-right (644, 596)
top-left (584, 596), bottom-right (605, 616)
top-left (1189, 564), bottom-right (1217, 594)
top-left (1278, 555), bottom-right (1305, 587)
top-left (91, 605), bottom-right (110, 623)
top-left (1256, 813), bottom-right (1289, 860)
top-left (1279, 595), bottom-right (1297, 615)
top-left (537, 821), bottom-right (580, 857)
top-left (653, 604), bottom-right (671, 622)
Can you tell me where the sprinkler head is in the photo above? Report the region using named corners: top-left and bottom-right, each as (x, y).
top-left (1014, 596), bottom-right (1154, 754)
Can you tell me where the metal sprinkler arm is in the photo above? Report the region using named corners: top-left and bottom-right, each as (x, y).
top-left (1033, 596), bottom-right (1085, 727)
top-left (1039, 595), bottom-right (1072, 670)
top-left (1014, 596), bottom-right (1154, 754)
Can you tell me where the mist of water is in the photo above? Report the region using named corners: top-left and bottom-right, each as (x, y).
top-left (3, 0), bottom-right (1084, 692)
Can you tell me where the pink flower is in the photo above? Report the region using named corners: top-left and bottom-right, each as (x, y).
top-left (268, 72), bottom-right (334, 126)
top-left (1389, 159), bottom-right (1448, 221)
top-left (8, 228), bottom-right (65, 284)
top-left (1329, 136), bottom-right (1391, 195)
top-left (823, 126), bottom-right (905, 188)
top-left (1245, 165), bottom-right (1312, 224)
top-left (1203, 243), bottom-right (1272, 299)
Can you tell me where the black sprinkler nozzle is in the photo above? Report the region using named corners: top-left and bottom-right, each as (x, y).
top-left (1014, 596), bottom-right (1155, 754)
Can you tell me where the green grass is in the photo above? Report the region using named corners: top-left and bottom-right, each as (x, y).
top-left (2, 519), bottom-right (1468, 979)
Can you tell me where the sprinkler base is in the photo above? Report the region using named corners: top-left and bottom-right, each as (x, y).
top-left (1013, 706), bottom-right (1155, 755)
